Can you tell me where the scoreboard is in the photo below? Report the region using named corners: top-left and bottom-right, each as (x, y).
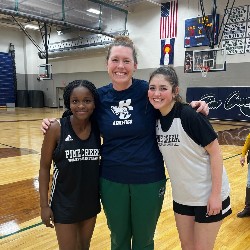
top-left (184, 14), bottom-right (219, 48)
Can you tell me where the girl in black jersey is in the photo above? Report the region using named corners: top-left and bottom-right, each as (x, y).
top-left (148, 67), bottom-right (231, 250)
top-left (39, 80), bottom-right (101, 250)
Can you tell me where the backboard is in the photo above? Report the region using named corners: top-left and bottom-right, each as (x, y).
top-left (38, 64), bottom-right (52, 80)
top-left (192, 48), bottom-right (226, 72)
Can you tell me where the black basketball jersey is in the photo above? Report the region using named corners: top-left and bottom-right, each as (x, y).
top-left (50, 116), bottom-right (101, 223)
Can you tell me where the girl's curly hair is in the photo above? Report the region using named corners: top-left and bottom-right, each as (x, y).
top-left (63, 80), bottom-right (97, 110)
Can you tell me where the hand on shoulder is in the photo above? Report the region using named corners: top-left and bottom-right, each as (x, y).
top-left (190, 100), bottom-right (209, 116)
top-left (41, 118), bottom-right (57, 135)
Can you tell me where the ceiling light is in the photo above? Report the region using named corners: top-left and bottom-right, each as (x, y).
top-left (87, 8), bottom-right (101, 15)
top-left (24, 24), bottom-right (39, 30)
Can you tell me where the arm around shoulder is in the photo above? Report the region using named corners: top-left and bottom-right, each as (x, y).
top-left (190, 100), bottom-right (209, 116)
top-left (41, 118), bottom-right (57, 134)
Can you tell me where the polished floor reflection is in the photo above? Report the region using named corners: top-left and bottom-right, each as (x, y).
top-left (0, 107), bottom-right (250, 249)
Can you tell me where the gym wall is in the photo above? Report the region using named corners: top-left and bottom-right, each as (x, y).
top-left (0, 0), bottom-right (249, 107)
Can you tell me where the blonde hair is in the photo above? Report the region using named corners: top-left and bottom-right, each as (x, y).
top-left (106, 35), bottom-right (138, 64)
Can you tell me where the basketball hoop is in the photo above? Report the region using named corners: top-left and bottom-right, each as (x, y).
top-left (38, 64), bottom-right (52, 80)
top-left (200, 66), bottom-right (210, 78)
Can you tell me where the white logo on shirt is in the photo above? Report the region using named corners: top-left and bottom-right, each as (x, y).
top-left (65, 135), bottom-right (73, 141)
top-left (111, 99), bottom-right (133, 119)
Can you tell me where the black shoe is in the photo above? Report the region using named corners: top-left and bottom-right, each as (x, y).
top-left (237, 207), bottom-right (250, 218)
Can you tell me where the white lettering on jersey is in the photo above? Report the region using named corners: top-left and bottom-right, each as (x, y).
top-left (65, 149), bottom-right (99, 162)
top-left (156, 134), bottom-right (180, 146)
top-left (113, 120), bottom-right (132, 125)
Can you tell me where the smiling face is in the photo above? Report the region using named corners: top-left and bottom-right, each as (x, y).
top-left (148, 74), bottom-right (179, 116)
top-left (70, 86), bottom-right (95, 120)
top-left (107, 45), bottom-right (137, 90)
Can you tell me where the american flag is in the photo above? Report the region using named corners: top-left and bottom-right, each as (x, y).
top-left (160, 1), bottom-right (178, 39)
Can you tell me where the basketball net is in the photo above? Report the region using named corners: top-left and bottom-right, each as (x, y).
top-left (200, 66), bottom-right (210, 78)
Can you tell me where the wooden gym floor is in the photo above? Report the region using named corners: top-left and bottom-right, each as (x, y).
top-left (0, 107), bottom-right (250, 250)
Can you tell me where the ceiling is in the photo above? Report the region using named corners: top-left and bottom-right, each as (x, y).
top-left (0, 0), bottom-right (165, 58)
top-left (0, 0), bottom-right (164, 32)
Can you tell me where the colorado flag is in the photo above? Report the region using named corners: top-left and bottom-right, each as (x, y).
top-left (160, 38), bottom-right (175, 65)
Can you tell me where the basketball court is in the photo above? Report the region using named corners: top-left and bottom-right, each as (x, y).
top-left (0, 0), bottom-right (250, 249)
top-left (0, 108), bottom-right (249, 249)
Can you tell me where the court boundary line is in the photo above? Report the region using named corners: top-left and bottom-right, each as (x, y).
top-left (0, 222), bottom-right (43, 239)
top-left (0, 119), bottom-right (49, 123)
